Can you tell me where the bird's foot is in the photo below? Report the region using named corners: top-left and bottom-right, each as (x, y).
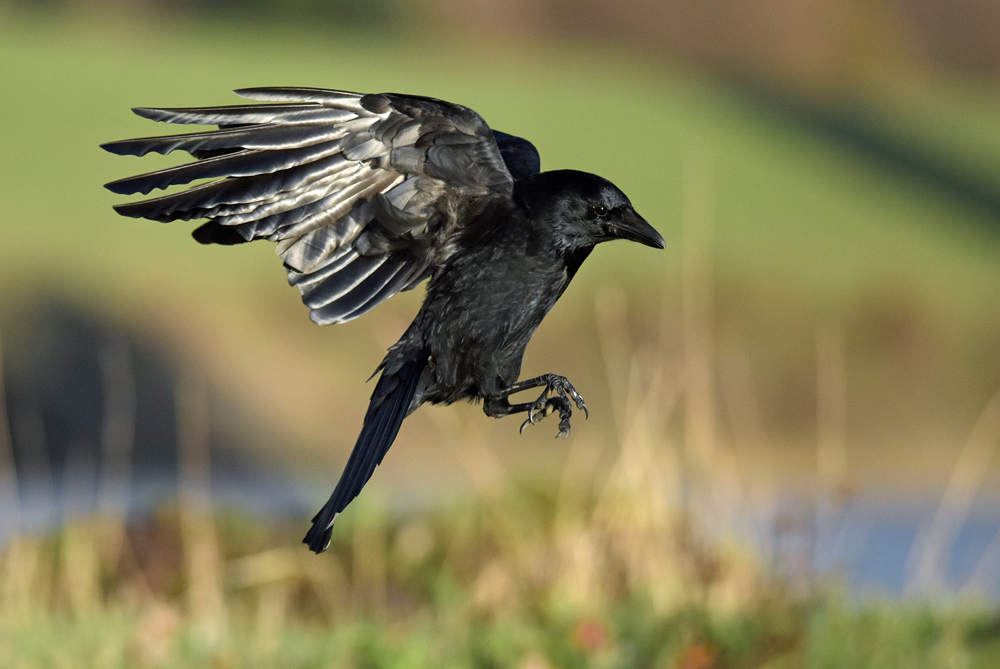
top-left (551, 375), bottom-right (589, 418)
top-left (518, 375), bottom-right (587, 438)
top-left (519, 395), bottom-right (572, 437)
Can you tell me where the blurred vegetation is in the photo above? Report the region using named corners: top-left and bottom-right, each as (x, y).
top-left (6, 0), bottom-right (1000, 93)
top-left (174, 0), bottom-right (401, 29)
top-left (3, 440), bottom-right (1000, 666)
top-left (5, 0), bottom-right (402, 26)
top-left (2, 9), bottom-right (998, 489)
top-left (1, 3), bottom-right (1000, 665)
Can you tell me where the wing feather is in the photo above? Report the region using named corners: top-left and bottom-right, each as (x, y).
top-left (301, 254), bottom-right (391, 309)
top-left (102, 123), bottom-right (352, 158)
top-left (132, 103), bottom-right (360, 126)
top-left (103, 87), bottom-right (526, 323)
top-left (112, 154), bottom-right (356, 221)
top-left (105, 140), bottom-right (353, 195)
top-left (305, 256), bottom-right (399, 311)
top-left (234, 87), bottom-right (365, 105)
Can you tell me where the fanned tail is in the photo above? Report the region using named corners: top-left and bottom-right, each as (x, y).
top-left (304, 356), bottom-right (424, 553)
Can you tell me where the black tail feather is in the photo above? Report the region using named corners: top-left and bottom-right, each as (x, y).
top-left (304, 356), bottom-right (424, 553)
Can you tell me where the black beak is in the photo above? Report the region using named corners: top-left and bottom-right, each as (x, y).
top-left (614, 208), bottom-right (665, 249)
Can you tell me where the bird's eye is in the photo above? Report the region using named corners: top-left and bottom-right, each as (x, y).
top-left (591, 204), bottom-right (609, 217)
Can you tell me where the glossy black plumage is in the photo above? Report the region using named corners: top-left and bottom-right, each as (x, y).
top-left (102, 87), bottom-right (664, 553)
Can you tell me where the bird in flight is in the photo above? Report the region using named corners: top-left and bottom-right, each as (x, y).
top-left (102, 88), bottom-right (664, 553)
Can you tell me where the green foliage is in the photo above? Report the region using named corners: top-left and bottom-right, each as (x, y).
top-left (1, 502), bottom-right (999, 667)
top-left (180, 0), bottom-right (403, 30)
top-left (2, 11), bottom-right (1000, 667)
top-left (3, 12), bottom-right (1000, 463)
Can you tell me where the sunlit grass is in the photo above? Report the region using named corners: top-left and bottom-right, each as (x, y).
top-left (3, 12), bottom-right (1000, 481)
top-left (1, 485), bottom-right (999, 667)
top-left (2, 355), bottom-right (999, 668)
top-left (2, 11), bottom-right (1000, 665)
top-left (3, 233), bottom-right (1000, 665)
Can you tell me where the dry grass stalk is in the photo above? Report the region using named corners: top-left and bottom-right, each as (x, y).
top-left (176, 372), bottom-right (227, 643)
top-left (906, 384), bottom-right (1000, 596)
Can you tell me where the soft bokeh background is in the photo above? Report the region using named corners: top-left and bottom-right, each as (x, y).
top-left (2, 0), bottom-right (1000, 665)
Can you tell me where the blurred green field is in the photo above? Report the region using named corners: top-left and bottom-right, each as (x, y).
top-left (3, 500), bottom-right (1000, 668)
top-left (3, 9), bottom-right (1000, 667)
top-left (3, 12), bottom-right (1000, 496)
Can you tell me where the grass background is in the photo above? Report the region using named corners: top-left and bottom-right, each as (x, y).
top-left (2, 7), bottom-right (1000, 666)
top-left (4, 12), bottom-right (1000, 491)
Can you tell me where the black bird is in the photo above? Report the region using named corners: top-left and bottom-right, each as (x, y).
top-left (102, 88), bottom-right (664, 553)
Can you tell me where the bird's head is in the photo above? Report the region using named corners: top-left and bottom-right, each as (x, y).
top-left (514, 170), bottom-right (664, 252)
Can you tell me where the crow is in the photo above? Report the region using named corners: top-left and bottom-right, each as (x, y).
top-left (102, 88), bottom-right (664, 553)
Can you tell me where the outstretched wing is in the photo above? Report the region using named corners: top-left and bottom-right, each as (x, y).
top-left (102, 87), bottom-right (521, 325)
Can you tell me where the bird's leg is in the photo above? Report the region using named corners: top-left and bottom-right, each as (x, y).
top-left (483, 374), bottom-right (588, 438)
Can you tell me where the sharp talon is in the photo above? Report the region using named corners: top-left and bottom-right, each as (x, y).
top-left (503, 375), bottom-right (588, 437)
